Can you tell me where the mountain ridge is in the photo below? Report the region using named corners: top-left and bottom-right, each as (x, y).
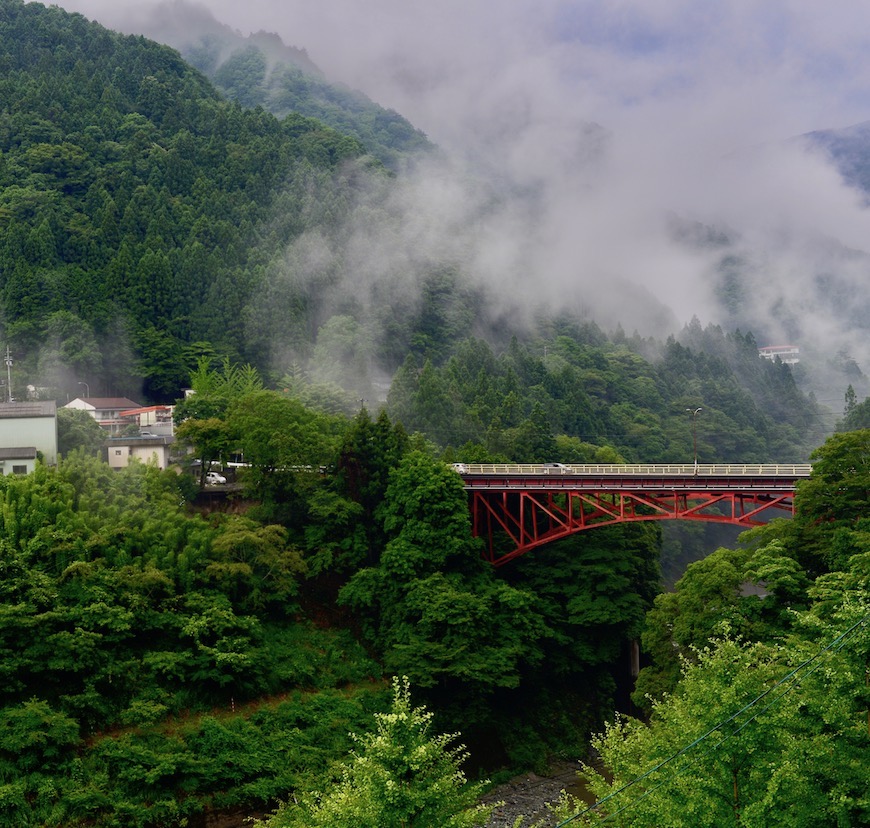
top-left (77, 0), bottom-right (434, 171)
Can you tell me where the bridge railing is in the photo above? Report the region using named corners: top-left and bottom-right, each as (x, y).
top-left (450, 463), bottom-right (813, 477)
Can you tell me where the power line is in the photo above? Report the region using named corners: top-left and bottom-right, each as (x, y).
top-left (588, 616), bottom-right (867, 824)
top-left (554, 611), bottom-right (870, 826)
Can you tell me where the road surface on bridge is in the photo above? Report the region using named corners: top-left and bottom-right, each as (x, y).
top-left (453, 463), bottom-right (811, 487)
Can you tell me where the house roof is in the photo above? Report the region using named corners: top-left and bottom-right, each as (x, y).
top-left (0, 447), bottom-right (37, 460)
top-left (68, 397), bottom-right (142, 410)
top-left (105, 436), bottom-right (175, 447)
top-left (119, 405), bottom-right (174, 417)
top-left (0, 401), bottom-right (56, 418)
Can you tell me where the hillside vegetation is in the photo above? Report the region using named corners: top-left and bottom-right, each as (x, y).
top-left (535, 429), bottom-right (870, 827)
top-left (0, 2), bottom-right (865, 827)
top-left (107, 0), bottom-right (434, 171)
top-left (0, 0), bottom-right (367, 401)
top-left (0, 0), bottom-right (828, 466)
top-left (0, 379), bottom-right (659, 825)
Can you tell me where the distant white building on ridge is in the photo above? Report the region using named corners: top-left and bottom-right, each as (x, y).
top-left (758, 345), bottom-right (800, 365)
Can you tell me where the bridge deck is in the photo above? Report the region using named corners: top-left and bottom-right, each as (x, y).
top-left (453, 462), bottom-right (812, 476)
top-left (455, 463), bottom-right (811, 492)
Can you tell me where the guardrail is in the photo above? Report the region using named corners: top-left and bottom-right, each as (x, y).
top-left (450, 463), bottom-right (813, 477)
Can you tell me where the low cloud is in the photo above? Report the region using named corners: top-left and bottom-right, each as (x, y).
top-left (52, 0), bottom-right (870, 383)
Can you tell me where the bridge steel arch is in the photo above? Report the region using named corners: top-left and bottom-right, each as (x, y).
top-left (457, 463), bottom-right (812, 566)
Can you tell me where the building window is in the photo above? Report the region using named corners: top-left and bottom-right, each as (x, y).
top-left (12, 465), bottom-right (27, 475)
top-left (114, 449), bottom-right (123, 456)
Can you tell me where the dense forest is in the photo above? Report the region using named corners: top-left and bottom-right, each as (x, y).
top-left (1, 355), bottom-right (661, 826)
top-left (0, 0), bottom-right (836, 436)
top-left (4, 372), bottom-right (869, 826)
top-left (109, 0), bottom-right (434, 171)
top-left (548, 429), bottom-right (870, 827)
top-left (0, 0), bottom-right (369, 401)
top-left (0, 1), bottom-right (867, 826)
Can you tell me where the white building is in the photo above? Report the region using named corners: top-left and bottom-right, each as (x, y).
top-left (64, 397), bottom-right (142, 434)
top-left (105, 435), bottom-right (175, 471)
top-left (0, 401), bottom-right (58, 473)
top-left (758, 345), bottom-right (800, 365)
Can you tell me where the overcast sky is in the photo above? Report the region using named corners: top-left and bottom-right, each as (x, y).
top-left (55, 0), bottom-right (870, 145)
top-left (47, 1), bottom-right (870, 378)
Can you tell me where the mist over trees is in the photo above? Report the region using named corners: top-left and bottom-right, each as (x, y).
top-left (0, 0), bottom-right (851, 452)
top-left (0, 2), bottom-right (868, 826)
top-left (0, 0), bottom-right (368, 401)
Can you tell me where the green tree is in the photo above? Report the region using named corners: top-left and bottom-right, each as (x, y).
top-left (414, 359), bottom-right (455, 446)
top-left (340, 452), bottom-right (548, 694)
top-left (135, 326), bottom-right (189, 402)
top-left (35, 310), bottom-right (103, 391)
top-left (0, 698), bottom-right (81, 826)
top-left (330, 407), bottom-right (409, 563)
top-left (207, 515), bottom-right (305, 613)
top-left (386, 353), bottom-right (419, 429)
top-left (56, 407), bottom-right (106, 457)
top-left (175, 416), bottom-right (233, 487)
top-left (310, 314), bottom-right (374, 398)
top-left (791, 429), bottom-right (870, 571)
top-left (511, 523), bottom-right (660, 677)
top-left (839, 394), bottom-right (870, 431)
top-left (187, 355), bottom-right (264, 399)
top-left (258, 676), bottom-right (495, 828)
top-left (565, 628), bottom-right (870, 827)
top-left (509, 401), bottom-right (557, 462)
top-left (226, 390), bottom-right (340, 522)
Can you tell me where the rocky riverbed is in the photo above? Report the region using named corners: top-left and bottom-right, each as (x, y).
top-left (190, 760), bottom-right (591, 827)
top-left (482, 760), bottom-right (590, 827)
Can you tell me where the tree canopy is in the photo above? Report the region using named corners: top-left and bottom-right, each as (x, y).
top-left (259, 677), bottom-right (494, 828)
top-left (549, 429), bottom-right (870, 827)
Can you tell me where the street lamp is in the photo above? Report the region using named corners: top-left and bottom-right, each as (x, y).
top-left (78, 381), bottom-right (90, 399)
top-left (686, 407), bottom-right (702, 471)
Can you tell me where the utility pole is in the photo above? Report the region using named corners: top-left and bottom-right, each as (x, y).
top-left (686, 407), bottom-right (702, 472)
top-left (4, 347), bottom-right (12, 403)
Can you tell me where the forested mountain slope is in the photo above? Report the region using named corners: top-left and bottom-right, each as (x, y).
top-left (0, 5), bottom-right (865, 826)
top-left (0, 0), bottom-right (504, 410)
top-left (1, 0), bottom-right (827, 465)
top-left (0, 0), bottom-right (370, 401)
top-left (131, 0), bottom-right (435, 171)
top-left (83, 0), bottom-right (433, 172)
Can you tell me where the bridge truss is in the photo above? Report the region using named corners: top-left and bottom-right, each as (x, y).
top-left (460, 464), bottom-right (811, 566)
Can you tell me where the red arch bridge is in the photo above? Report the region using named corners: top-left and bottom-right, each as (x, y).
top-left (453, 463), bottom-right (812, 566)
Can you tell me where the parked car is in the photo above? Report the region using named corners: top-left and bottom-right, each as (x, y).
top-left (205, 471), bottom-right (227, 485)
